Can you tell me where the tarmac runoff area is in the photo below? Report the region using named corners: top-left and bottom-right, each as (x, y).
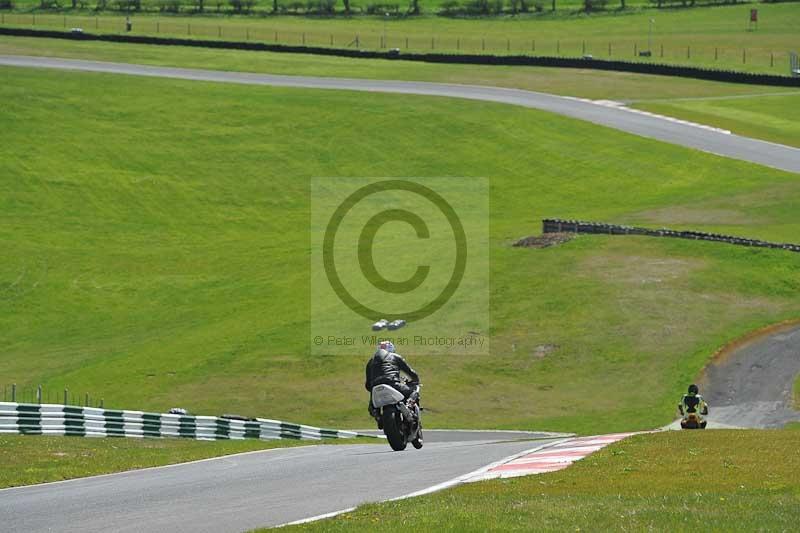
top-left (664, 322), bottom-right (800, 430)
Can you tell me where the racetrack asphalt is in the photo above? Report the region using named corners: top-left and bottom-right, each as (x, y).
top-left (701, 323), bottom-right (800, 429)
top-left (0, 434), bottom-right (563, 532)
top-left (1, 55), bottom-right (800, 175)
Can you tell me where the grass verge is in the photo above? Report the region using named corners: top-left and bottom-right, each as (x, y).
top-left (1, 35), bottom-right (797, 101)
top-left (0, 434), bottom-right (375, 489)
top-left (1, 3), bottom-right (799, 73)
top-left (635, 93), bottom-right (800, 148)
top-left (283, 429), bottom-right (800, 532)
top-left (2, 66), bottom-right (800, 434)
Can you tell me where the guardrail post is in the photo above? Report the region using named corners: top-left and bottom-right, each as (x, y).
top-left (687, 45), bottom-right (690, 59)
top-left (64, 389), bottom-right (68, 405)
top-left (12, 383), bottom-right (16, 402)
top-left (715, 47), bottom-right (718, 60)
top-left (100, 399), bottom-right (104, 408)
top-left (742, 49), bottom-right (746, 64)
top-left (608, 42), bottom-right (611, 56)
top-left (770, 52), bottom-right (774, 67)
top-left (660, 43), bottom-right (663, 57)
top-left (37, 385), bottom-right (42, 404)
top-left (634, 42), bottom-right (637, 56)
top-left (532, 39), bottom-right (535, 52)
top-left (85, 393), bottom-right (89, 407)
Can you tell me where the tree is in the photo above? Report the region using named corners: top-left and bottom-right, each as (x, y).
top-left (408, 0), bottom-right (419, 14)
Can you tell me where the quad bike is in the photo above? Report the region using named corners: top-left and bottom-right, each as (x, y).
top-left (371, 382), bottom-right (423, 451)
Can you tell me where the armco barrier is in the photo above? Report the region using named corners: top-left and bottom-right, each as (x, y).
top-left (543, 218), bottom-right (800, 253)
top-left (1, 27), bottom-right (799, 88)
top-left (0, 402), bottom-right (377, 440)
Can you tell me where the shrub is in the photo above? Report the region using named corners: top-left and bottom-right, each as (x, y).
top-left (110, 0), bottom-right (141, 9)
top-left (306, 0), bottom-right (336, 13)
top-left (284, 0), bottom-right (304, 11)
top-left (156, 0), bottom-right (182, 11)
top-left (583, 0), bottom-right (607, 10)
top-left (365, 2), bottom-right (399, 13)
top-left (229, 0), bottom-right (256, 11)
top-left (439, 0), bottom-right (460, 12)
top-left (0, 0), bottom-right (14, 8)
top-left (509, 0), bottom-right (531, 13)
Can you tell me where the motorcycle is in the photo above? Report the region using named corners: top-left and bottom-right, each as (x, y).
top-left (681, 412), bottom-right (707, 430)
top-left (371, 382), bottom-right (423, 451)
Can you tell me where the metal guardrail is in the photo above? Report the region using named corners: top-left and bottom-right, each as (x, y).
top-left (0, 402), bottom-right (378, 440)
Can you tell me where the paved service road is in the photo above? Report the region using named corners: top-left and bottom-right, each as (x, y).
top-left (0, 435), bottom-right (562, 532)
top-left (1, 55), bottom-right (800, 175)
top-left (702, 323), bottom-right (800, 428)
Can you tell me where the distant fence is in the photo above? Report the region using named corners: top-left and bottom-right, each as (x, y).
top-left (542, 218), bottom-right (800, 253)
top-left (3, 383), bottom-right (103, 407)
top-left (0, 402), bottom-right (377, 440)
top-left (1, 26), bottom-right (799, 87)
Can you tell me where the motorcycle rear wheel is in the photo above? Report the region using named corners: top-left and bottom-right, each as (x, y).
top-left (382, 406), bottom-right (407, 451)
top-left (412, 428), bottom-right (423, 449)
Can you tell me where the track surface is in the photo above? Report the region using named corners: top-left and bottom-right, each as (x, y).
top-left (1, 55), bottom-right (800, 175)
top-left (0, 435), bottom-right (561, 532)
top-left (702, 324), bottom-right (800, 428)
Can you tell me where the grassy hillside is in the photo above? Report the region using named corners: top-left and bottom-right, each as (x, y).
top-left (285, 429), bottom-right (800, 531)
top-left (1, 66), bottom-right (799, 433)
top-left (2, 3), bottom-right (799, 73)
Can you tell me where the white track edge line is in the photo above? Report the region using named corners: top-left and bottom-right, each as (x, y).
top-left (271, 437), bottom-right (574, 529)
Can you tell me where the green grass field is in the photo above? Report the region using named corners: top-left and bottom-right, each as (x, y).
top-left (283, 429), bottom-right (800, 532)
top-left (0, 434), bottom-right (374, 488)
top-left (1, 3), bottom-right (799, 73)
top-left (2, 65), bottom-right (800, 435)
top-left (635, 93), bottom-right (800, 147)
top-left (3, 35), bottom-right (799, 102)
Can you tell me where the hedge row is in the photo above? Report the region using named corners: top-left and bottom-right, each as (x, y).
top-left (542, 218), bottom-right (800, 253)
top-left (2, 27), bottom-right (799, 87)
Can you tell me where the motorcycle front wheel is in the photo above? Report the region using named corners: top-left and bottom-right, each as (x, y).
top-left (382, 405), bottom-right (407, 451)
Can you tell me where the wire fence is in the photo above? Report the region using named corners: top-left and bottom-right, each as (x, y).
top-left (0, 12), bottom-right (794, 73)
top-left (2, 383), bottom-right (104, 408)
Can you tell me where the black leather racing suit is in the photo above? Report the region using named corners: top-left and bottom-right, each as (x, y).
top-left (365, 349), bottom-right (420, 419)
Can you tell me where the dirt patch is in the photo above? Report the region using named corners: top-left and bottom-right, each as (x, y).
top-left (533, 344), bottom-right (559, 359)
top-left (581, 253), bottom-right (706, 286)
top-left (513, 233), bottom-right (575, 249)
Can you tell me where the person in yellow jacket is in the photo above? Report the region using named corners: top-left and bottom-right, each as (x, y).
top-left (678, 384), bottom-right (709, 429)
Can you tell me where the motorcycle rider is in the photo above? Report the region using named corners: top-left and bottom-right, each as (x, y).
top-left (678, 384), bottom-right (709, 429)
top-left (365, 340), bottom-right (421, 429)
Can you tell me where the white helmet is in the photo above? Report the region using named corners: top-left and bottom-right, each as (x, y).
top-left (379, 340), bottom-right (395, 353)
